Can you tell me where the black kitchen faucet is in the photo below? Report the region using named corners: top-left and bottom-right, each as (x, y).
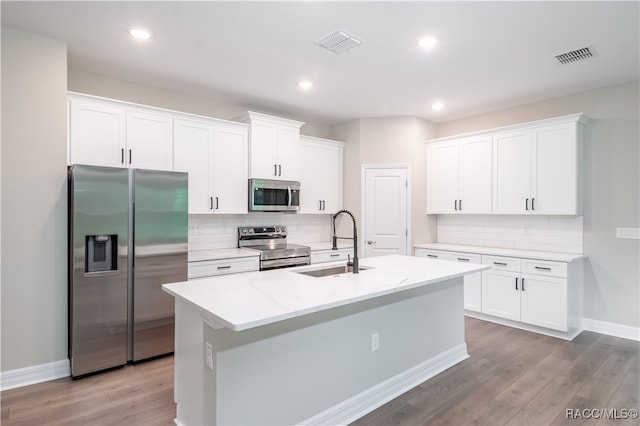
top-left (331, 209), bottom-right (359, 274)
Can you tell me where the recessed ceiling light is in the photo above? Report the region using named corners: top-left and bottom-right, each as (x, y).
top-left (128, 27), bottom-right (152, 40)
top-left (298, 81), bottom-right (313, 90)
top-left (432, 102), bottom-right (444, 111)
top-left (418, 36), bottom-right (438, 49)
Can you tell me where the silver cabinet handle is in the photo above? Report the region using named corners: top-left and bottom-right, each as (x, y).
top-left (278, 164), bottom-right (282, 176)
top-left (128, 149), bottom-right (132, 164)
top-left (522, 278), bottom-right (525, 291)
top-left (367, 240), bottom-right (376, 245)
top-left (534, 266), bottom-right (551, 271)
top-left (121, 148), bottom-right (125, 164)
top-left (493, 262), bottom-right (508, 266)
top-left (215, 196), bottom-right (219, 210)
top-left (330, 253), bottom-right (340, 257)
top-left (455, 200), bottom-right (458, 211)
top-left (515, 277), bottom-right (519, 290)
top-left (274, 164), bottom-right (278, 176)
top-left (210, 197), bottom-right (214, 210)
top-left (457, 258), bottom-right (470, 262)
top-left (532, 198), bottom-right (535, 211)
top-left (217, 265), bottom-right (231, 270)
top-left (427, 254), bottom-right (438, 258)
top-left (459, 199), bottom-right (462, 211)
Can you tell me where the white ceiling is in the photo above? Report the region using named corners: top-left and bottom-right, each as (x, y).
top-left (2, 1), bottom-right (639, 125)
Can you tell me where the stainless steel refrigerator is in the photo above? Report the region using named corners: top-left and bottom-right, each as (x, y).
top-left (68, 164), bottom-right (188, 378)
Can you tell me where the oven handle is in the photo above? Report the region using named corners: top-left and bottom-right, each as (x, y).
top-left (287, 185), bottom-right (292, 208)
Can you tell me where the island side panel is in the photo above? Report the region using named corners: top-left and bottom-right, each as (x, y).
top-left (174, 299), bottom-right (205, 426)
top-left (203, 277), bottom-right (466, 425)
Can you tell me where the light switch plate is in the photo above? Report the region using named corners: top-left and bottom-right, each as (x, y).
top-left (616, 227), bottom-right (640, 239)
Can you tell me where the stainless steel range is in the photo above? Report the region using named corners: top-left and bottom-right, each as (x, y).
top-left (238, 226), bottom-right (311, 270)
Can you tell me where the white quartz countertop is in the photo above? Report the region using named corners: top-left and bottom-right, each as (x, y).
top-left (163, 254), bottom-right (488, 332)
top-left (414, 243), bottom-right (585, 263)
top-left (188, 248), bottom-right (258, 263)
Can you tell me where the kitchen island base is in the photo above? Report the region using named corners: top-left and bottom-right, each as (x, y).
top-left (173, 277), bottom-right (467, 426)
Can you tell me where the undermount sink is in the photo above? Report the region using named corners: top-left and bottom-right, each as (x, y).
top-left (297, 265), bottom-right (370, 278)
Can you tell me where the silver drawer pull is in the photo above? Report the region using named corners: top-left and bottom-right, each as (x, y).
top-left (534, 266), bottom-right (552, 271)
top-left (427, 254), bottom-right (438, 258)
top-left (217, 265), bottom-right (232, 270)
top-left (493, 262), bottom-right (508, 266)
top-left (330, 254), bottom-right (340, 257)
top-left (457, 258), bottom-right (470, 262)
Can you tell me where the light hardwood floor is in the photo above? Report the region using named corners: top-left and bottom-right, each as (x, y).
top-left (2, 318), bottom-right (638, 425)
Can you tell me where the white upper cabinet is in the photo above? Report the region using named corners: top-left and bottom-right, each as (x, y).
top-left (173, 119), bottom-right (214, 214)
top-left (173, 117), bottom-right (248, 215)
top-left (69, 97), bottom-right (126, 167)
top-left (493, 118), bottom-right (584, 215)
top-left (427, 113), bottom-right (586, 216)
top-left (236, 111), bottom-right (304, 181)
top-left (298, 136), bottom-right (345, 214)
top-left (427, 135), bottom-right (492, 214)
top-left (126, 110), bottom-right (173, 171)
top-left (69, 93), bottom-right (173, 171)
top-left (211, 125), bottom-right (249, 214)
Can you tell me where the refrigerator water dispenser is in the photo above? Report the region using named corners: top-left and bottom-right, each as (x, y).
top-left (86, 235), bottom-right (117, 272)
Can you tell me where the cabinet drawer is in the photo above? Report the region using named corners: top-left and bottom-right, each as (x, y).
top-left (311, 249), bottom-right (351, 264)
top-left (449, 252), bottom-right (481, 264)
top-left (482, 255), bottom-right (521, 272)
top-left (188, 257), bottom-right (259, 279)
top-left (522, 259), bottom-right (567, 278)
top-left (414, 248), bottom-right (446, 259)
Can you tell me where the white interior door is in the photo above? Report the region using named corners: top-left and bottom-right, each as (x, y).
top-left (362, 167), bottom-right (409, 257)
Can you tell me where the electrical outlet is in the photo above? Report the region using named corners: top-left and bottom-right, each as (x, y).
top-left (616, 227), bottom-right (640, 239)
top-left (371, 333), bottom-right (380, 352)
top-left (205, 342), bottom-right (213, 370)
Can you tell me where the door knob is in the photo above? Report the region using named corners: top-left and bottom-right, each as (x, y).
top-left (367, 240), bottom-right (376, 245)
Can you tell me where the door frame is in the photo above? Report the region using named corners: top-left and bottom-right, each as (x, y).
top-left (360, 164), bottom-right (412, 257)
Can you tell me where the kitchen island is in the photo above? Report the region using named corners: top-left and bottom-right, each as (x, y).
top-left (163, 254), bottom-right (489, 426)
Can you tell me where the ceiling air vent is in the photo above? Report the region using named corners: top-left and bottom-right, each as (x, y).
top-left (554, 46), bottom-right (595, 65)
top-left (315, 30), bottom-right (363, 54)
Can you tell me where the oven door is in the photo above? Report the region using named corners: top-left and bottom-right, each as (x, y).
top-left (249, 179), bottom-right (300, 212)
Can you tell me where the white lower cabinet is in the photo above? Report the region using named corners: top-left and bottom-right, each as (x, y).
top-left (414, 248), bottom-right (482, 312)
top-left (188, 257), bottom-right (259, 279)
top-left (311, 247), bottom-right (352, 264)
top-left (482, 255), bottom-right (568, 332)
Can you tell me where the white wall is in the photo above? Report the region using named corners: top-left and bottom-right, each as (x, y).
top-left (436, 81), bottom-right (640, 329)
top-left (332, 117), bottom-right (438, 250)
top-left (1, 28), bottom-right (68, 371)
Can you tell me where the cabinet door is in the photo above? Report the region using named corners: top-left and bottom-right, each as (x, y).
top-left (531, 123), bottom-right (578, 214)
top-left (249, 121), bottom-right (278, 179)
top-left (459, 136), bottom-right (492, 213)
top-left (492, 130), bottom-right (532, 214)
top-left (481, 269), bottom-right (520, 321)
top-left (299, 139), bottom-right (343, 214)
top-left (427, 141), bottom-right (460, 213)
top-left (452, 252), bottom-right (482, 312)
top-left (69, 99), bottom-right (126, 167)
top-left (173, 119), bottom-right (214, 214)
top-left (126, 110), bottom-right (174, 171)
top-left (212, 126), bottom-right (248, 214)
top-left (275, 125), bottom-right (300, 180)
top-left (520, 273), bottom-right (567, 331)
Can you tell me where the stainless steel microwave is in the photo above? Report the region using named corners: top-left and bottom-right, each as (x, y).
top-left (248, 179), bottom-right (300, 212)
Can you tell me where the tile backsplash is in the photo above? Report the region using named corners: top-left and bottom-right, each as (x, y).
top-left (437, 215), bottom-right (583, 254)
top-left (189, 214), bottom-right (333, 251)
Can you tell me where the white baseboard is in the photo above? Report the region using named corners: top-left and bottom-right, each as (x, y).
top-left (299, 343), bottom-right (468, 425)
top-left (1, 359), bottom-right (70, 391)
top-left (583, 318), bottom-right (640, 341)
